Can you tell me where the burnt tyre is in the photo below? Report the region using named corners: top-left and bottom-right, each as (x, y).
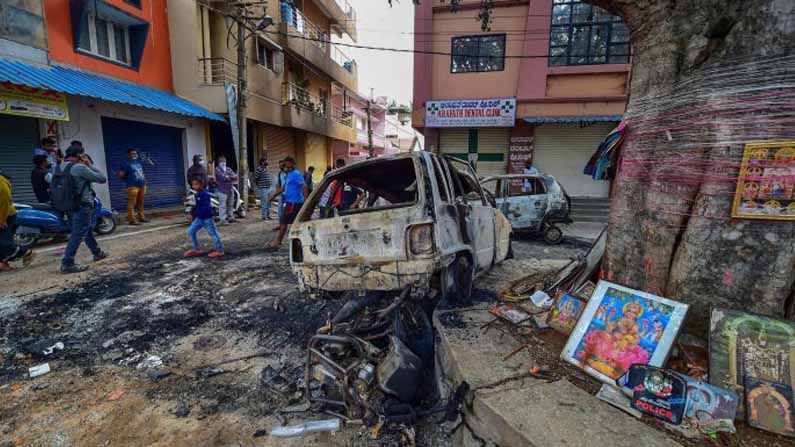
top-left (452, 255), bottom-right (474, 303)
top-left (543, 224), bottom-right (564, 245)
top-left (94, 216), bottom-right (117, 235)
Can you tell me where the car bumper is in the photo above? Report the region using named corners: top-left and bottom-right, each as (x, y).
top-left (292, 259), bottom-right (439, 294)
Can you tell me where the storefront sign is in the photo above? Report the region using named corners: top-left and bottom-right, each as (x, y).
top-left (0, 81), bottom-right (68, 121)
top-left (425, 98), bottom-right (515, 128)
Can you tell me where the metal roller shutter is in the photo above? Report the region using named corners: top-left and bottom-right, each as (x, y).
top-left (534, 123), bottom-right (615, 198)
top-left (0, 115), bottom-right (39, 203)
top-left (304, 133), bottom-right (327, 185)
top-left (477, 128), bottom-right (509, 178)
top-left (263, 124), bottom-right (295, 181)
top-left (439, 129), bottom-right (468, 156)
top-left (102, 117), bottom-right (186, 210)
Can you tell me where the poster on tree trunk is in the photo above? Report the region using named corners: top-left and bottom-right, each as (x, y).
top-left (732, 141), bottom-right (795, 220)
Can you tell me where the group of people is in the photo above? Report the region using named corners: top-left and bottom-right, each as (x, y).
top-left (2, 139), bottom-right (344, 272)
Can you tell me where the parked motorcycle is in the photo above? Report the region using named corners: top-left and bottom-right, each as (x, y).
top-left (13, 197), bottom-right (117, 250)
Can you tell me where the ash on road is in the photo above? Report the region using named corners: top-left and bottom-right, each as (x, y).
top-left (0, 217), bottom-right (589, 447)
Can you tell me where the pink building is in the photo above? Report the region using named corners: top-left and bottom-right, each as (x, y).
top-left (413, 0), bottom-right (631, 198)
top-left (332, 92), bottom-right (391, 165)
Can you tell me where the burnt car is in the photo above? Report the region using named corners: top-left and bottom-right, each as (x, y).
top-left (290, 152), bottom-right (512, 302)
top-left (288, 152), bottom-right (510, 427)
top-left (481, 173), bottom-right (572, 245)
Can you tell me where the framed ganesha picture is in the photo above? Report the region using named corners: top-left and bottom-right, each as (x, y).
top-left (732, 141), bottom-right (795, 220)
top-left (561, 281), bottom-right (689, 384)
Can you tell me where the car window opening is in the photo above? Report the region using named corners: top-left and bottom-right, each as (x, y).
top-left (304, 158), bottom-right (419, 221)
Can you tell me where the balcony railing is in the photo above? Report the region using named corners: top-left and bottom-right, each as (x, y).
top-left (331, 45), bottom-right (356, 73)
top-left (280, 2), bottom-right (327, 51)
top-left (198, 57), bottom-right (237, 85)
top-left (282, 82), bottom-right (352, 128)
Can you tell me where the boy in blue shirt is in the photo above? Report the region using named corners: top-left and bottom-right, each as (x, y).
top-left (184, 178), bottom-right (224, 258)
top-left (117, 149), bottom-right (147, 225)
top-left (268, 157), bottom-right (307, 248)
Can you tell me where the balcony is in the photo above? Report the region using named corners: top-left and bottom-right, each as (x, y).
top-left (279, 2), bottom-right (358, 91)
top-left (282, 83), bottom-right (356, 143)
top-left (198, 57), bottom-right (237, 85)
top-left (314, 0), bottom-right (357, 41)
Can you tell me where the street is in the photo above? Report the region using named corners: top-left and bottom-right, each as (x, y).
top-left (0, 216), bottom-right (593, 446)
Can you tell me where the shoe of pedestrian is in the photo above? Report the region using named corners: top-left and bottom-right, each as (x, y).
top-left (93, 251), bottom-right (109, 262)
top-left (22, 250), bottom-right (36, 267)
top-left (129, 221), bottom-right (142, 226)
top-left (0, 261), bottom-right (12, 272)
top-left (139, 218), bottom-right (150, 223)
top-left (184, 249), bottom-right (205, 258)
top-left (61, 264), bottom-right (89, 274)
top-left (208, 251), bottom-right (225, 258)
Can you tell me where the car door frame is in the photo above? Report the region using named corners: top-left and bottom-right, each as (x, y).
top-left (444, 156), bottom-right (497, 271)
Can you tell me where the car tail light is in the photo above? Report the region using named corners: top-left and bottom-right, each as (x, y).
top-left (291, 238), bottom-right (303, 262)
top-left (409, 224), bottom-right (434, 255)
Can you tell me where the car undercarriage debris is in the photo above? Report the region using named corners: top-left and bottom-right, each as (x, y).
top-left (304, 286), bottom-right (465, 433)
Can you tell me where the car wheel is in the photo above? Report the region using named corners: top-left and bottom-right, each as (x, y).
top-left (14, 233), bottom-right (39, 251)
top-left (95, 216), bottom-right (117, 235)
top-left (543, 224), bottom-right (564, 245)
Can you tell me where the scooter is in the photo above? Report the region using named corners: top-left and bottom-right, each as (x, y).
top-left (13, 197), bottom-right (117, 250)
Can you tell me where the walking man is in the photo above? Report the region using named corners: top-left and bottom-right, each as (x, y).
top-left (187, 154), bottom-right (208, 187)
top-left (268, 157), bottom-right (307, 248)
top-left (0, 171), bottom-right (35, 271)
top-left (60, 145), bottom-right (108, 274)
top-left (304, 166), bottom-right (315, 192)
top-left (254, 157), bottom-right (273, 220)
top-left (118, 149), bottom-right (147, 225)
top-left (276, 160), bottom-right (287, 222)
top-left (214, 156), bottom-right (238, 224)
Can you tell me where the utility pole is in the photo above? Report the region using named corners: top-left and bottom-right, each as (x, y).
top-left (235, 4), bottom-right (249, 214)
top-left (365, 99), bottom-right (374, 158)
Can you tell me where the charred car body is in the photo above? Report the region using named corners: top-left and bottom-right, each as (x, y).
top-left (288, 152), bottom-right (511, 427)
top-left (481, 174), bottom-right (572, 245)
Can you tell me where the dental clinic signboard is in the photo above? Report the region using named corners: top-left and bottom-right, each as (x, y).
top-left (425, 98), bottom-right (516, 128)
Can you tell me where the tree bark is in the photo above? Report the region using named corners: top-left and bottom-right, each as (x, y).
top-left (588, 0), bottom-right (795, 332)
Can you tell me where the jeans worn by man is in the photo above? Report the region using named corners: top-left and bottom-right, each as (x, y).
top-left (62, 205), bottom-right (105, 269)
top-left (258, 187), bottom-right (272, 219)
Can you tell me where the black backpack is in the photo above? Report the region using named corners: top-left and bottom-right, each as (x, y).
top-left (51, 163), bottom-right (86, 212)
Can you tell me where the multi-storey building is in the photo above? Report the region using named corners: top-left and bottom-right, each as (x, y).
top-left (413, 0), bottom-right (631, 198)
top-left (0, 0), bottom-right (220, 210)
top-left (167, 0), bottom-right (359, 184)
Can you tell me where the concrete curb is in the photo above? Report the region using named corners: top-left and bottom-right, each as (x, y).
top-left (435, 308), bottom-right (683, 447)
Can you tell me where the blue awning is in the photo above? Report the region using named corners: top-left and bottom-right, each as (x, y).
top-left (523, 115), bottom-right (622, 124)
top-left (0, 58), bottom-right (224, 121)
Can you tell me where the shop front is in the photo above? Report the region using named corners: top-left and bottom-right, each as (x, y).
top-left (426, 98), bottom-right (516, 177)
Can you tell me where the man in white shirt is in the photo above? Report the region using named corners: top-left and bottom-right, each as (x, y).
top-left (522, 159), bottom-right (539, 193)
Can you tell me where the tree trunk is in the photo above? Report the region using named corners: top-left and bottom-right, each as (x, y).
top-left (588, 0), bottom-right (795, 332)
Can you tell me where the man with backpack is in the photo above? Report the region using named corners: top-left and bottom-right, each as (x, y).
top-left (51, 144), bottom-right (108, 274)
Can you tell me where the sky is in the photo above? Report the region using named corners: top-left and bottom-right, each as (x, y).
top-left (334, 0), bottom-right (415, 105)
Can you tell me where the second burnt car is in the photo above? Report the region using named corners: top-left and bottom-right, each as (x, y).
top-left (287, 152), bottom-right (511, 428)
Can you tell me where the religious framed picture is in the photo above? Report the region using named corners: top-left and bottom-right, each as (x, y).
top-left (574, 281), bottom-right (597, 300)
top-left (708, 308), bottom-right (795, 418)
top-left (561, 280), bottom-right (689, 384)
top-left (548, 293), bottom-right (587, 335)
top-left (744, 377), bottom-right (795, 437)
top-left (731, 141), bottom-right (795, 220)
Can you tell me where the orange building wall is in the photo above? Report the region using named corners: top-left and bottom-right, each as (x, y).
top-left (45, 0), bottom-right (174, 92)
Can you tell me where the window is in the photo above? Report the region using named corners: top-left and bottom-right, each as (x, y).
top-left (549, 0), bottom-right (630, 66)
top-left (124, 0), bottom-right (142, 8)
top-left (451, 34), bottom-right (506, 73)
top-left (77, 14), bottom-right (131, 66)
top-left (256, 38), bottom-right (283, 73)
